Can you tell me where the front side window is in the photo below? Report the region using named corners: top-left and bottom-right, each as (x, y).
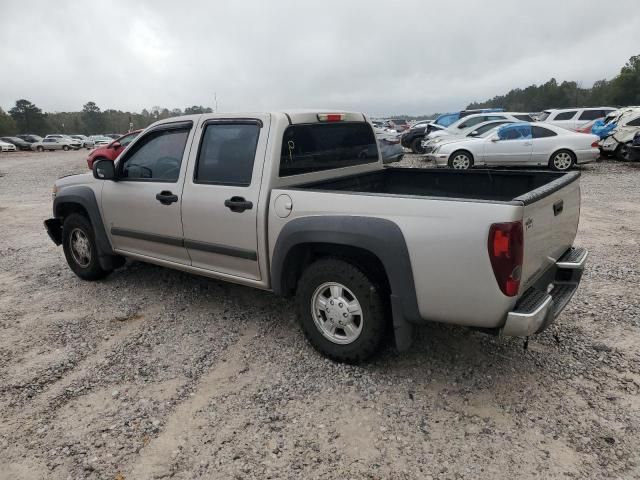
top-left (472, 121), bottom-right (510, 136)
top-left (554, 111), bottom-right (577, 121)
top-left (195, 123), bottom-right (260, 186)
top-left (119, 127), bottom-right (190, 182)
top-left (497, 124), bottom-right (532, 140)
top-left (280, 122), bottom-right (377, 177)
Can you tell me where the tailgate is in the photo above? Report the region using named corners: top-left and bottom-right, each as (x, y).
top-left (518, 173), bottom-right (581, 290)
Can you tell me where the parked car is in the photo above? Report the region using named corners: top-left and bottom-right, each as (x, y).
top-left (629, 131), bottom-right (640, 162)
top-left (425, 112), bottom-right (533, 142)
top-left (421, 120), bottom-right (517, 154)
top-left (45, 135), bottom-right (82, 150)
top-left (86, 130), bottom-right (142, 169)
top-left (374, 127), bottom-right (404, 163)
top-left (16, 134), bottom-right (43, 143)
top-left (432, 108), bottom-right (505, 129)
top-left (0, 140), bottom-right (17, 152)
top-left (385, 119), bottom-right (409, 132)
top-left (70, 135), bottom-right (95, 149)
top-left (0, 136), bottom-right (32, 150)
top-left (31, 137), bottom-right (78, 152)
top-left (104, 133), bottom-right (122, 139)
top-left (45, 110), bottom-right (587, 363)
top-left (426, 122), bottom-right (599, 170)
top-left (598, 108), bottom-right (640, 160)
top-left (89, 135), bottom-right (113, 146)
top-left (539, 107), bottom-right (615, 131)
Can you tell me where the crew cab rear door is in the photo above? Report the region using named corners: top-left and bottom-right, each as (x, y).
top-left (180, 114), bottom-right (270, 280)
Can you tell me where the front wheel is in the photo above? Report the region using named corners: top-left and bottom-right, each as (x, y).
top-left (448, 150), bottom-right (473, 169)
top-left (62, 145), bottom-right (70, 151)
top-left (36, 146), bottom-right (44, 152)
top-left (616, 142), bottom-right (632, 161)
top-left (296, 258), bottom-right (387, 363)
top-left (549, 150), bottom-right (575, 171)
top-left (411, 137), bottom-right (425, 154)
top-left (62, 214), bottom-right (112, 280)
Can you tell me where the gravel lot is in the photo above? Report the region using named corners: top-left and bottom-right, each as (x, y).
top-left (1, 150), bottom-right (639, 479)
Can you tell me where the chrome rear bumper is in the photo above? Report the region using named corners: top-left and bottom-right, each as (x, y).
top-left (502, 247), bottom-right (588, 337)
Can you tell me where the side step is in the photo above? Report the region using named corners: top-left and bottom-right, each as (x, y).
top-left (556, 247), bottom-right (588, 269)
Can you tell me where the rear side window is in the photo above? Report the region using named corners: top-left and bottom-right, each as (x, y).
top-left (579, 110), bottom-right (604, 121)
top-left (514, 114), bottom-right (534, 121)
top-left (554, 111), bottom-right (577, 120)
top-left (195, 123), bottom-right (260, 186)
top-left (119, 127), bottom-right (190, 182)
top-left (279, 123), bottom-right (377, 177)
top-left (532, 126), bottom-right (558, 138)
top-left (626, 117), bottom-right (640, 127)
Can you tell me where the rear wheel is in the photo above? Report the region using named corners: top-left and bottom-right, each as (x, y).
top-left (410, 137), bottom-right (425, 154)
top-left (62, 145), bottom-right (70, 151)
top-left (36, 146), bottom-right (44, 152)
top-left (62, 214), bottom-right (112, 280)
top-left (296, 258), bottom-right (387, 363)
top-left (549, 150), bottom-right (575, 171)
top-left (448, 150), bottom-right (473, 169)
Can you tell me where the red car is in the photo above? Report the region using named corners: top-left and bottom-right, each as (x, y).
top-left (86, 130), bottom-right (142, 169)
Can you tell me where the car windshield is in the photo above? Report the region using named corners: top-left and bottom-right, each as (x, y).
top-left (538, 111), bottom-right (552, 121)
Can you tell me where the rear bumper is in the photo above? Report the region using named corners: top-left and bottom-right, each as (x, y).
top-left (575, 149), bottom-right (599, 164)
top-left (502, 247), bottom-right (588, 336)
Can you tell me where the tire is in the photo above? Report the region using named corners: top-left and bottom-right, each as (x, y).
top-left (62, 145), bottom-right (70, 151)
top-left (616, 142), bottom-right (632, 161)
top-left (36, 146), bottom-right (44, 152)
top-left (62, 213), bottom-right (112, 280)
top-left (549, 149), bottom-right (575, 171)
top-left (410, 137), bottom-right (425, 154)
top-left (448, 150), bottom-right (473, 169)
top-left (296, 258), bottom-right (387, 364)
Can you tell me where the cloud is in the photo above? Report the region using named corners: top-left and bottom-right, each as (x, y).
top-left (2, 0), bottom-right (639, 116)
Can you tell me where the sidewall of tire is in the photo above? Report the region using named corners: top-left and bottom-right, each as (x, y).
top-left (62, 214), bottom-right (110, 280)
top-left (448, 150), bottom-right (473, 169)
top-left (296, 258), bottom-right (387, 363)
top-left (411, 138), bottom-right (425, 154)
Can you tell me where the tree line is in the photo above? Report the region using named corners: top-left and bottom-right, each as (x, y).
top-left (467, 54), bottom-right (640, 112)
top-left (0, 101), bottom-right (213, 137)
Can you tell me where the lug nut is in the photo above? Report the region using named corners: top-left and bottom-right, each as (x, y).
top-left (343, 313), bottom-right (348, 317)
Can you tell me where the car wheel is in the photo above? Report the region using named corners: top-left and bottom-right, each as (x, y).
top-left (62, 213), bottom-right (112, 281)
top-left (448, 150), bottom-right (473, 169)
top-left (62, 145), bottom-right (70, 151)
top-left (616, 142), bottom-right (632, 161)
top-left (296, 258), bottom-right (387, 364)
top-left (549, 150), bottom-right (575, 171)
top-left (36, 146), bottom-right (44, 152)
top-left (410, 138), bottom-right (425, 154)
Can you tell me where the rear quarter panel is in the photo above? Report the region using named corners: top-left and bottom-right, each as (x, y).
top-left (269, 189), bottom-right (524, 328)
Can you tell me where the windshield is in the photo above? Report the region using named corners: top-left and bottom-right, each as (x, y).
top-left (538, 111), bottom-right (552, 121)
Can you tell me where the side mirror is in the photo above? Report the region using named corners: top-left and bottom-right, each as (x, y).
top-left (469, 130), bottom-right (479, 136)
top-left (110, 141), bottom-right (122, 150)
top-left (491, 136), bottom-right (500, 142)
top-left (93, 159), bottom-right (115, 180)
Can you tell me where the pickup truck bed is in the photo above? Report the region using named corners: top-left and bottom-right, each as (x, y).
top-left (297, 167), bottom-right (573, 203)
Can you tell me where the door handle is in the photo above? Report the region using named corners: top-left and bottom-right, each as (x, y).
top-left (224, 196), bottom-right (253, 213)
top-left (553, 200), bottom-right (564, 216)
top-left (156, 190), bottom-right (179, 205)
top-left (523, 142), bottom-right (532, 146)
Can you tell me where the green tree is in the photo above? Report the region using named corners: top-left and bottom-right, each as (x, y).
top-left (184, 105), bottom-right (213, 114)
top-left (0, 108), bottom-right (17, 136)
top-left (9, 99), bottom-right (48, 134)
top-left (82, 101), bottom-right (104, 134)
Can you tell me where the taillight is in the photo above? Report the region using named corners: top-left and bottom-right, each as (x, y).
top-left (591, 141), bottom-right (599, 147)
top-left (488, 222), bottom-right (523, 297)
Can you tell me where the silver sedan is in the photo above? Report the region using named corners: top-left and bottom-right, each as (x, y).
top-left (31, 138), bottom-right (78, 152)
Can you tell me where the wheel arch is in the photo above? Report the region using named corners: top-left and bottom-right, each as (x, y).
top-left (53, 186), bottom-right (115, 267)
top-left (271, 216), bottom-right (421, 351)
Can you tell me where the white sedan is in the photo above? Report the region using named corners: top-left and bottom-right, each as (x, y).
top-left (426, 123), bottom-right (600, 171)
top-left (0, 140), bottom-right (17, 152)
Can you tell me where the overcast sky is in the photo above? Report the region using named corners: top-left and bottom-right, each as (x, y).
top-left (2, 0), bottom-right (639, 116)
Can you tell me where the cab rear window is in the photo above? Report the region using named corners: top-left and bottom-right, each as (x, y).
top-left (279, 123), bottom-right (378, 177)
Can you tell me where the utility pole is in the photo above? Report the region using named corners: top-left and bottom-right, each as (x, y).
top-left (214, 92), bottom-right (218, 113)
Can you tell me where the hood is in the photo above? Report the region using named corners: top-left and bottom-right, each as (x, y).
top-left (56, 172), bottom-right (94, 188)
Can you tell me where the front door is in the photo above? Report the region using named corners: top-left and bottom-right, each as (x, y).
top-left (101, 121), bottom-right (195, 265)
top-left (482, 124), bottom-right (533, 166)
top-left (180, 115), bottom-right (270, 280)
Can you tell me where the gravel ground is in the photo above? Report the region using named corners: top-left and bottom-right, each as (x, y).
top-left (0, 150), bottom-right (639, 479)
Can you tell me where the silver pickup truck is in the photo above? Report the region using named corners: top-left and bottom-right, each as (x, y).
top-left (45, 111), bottom-right (588, 363)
